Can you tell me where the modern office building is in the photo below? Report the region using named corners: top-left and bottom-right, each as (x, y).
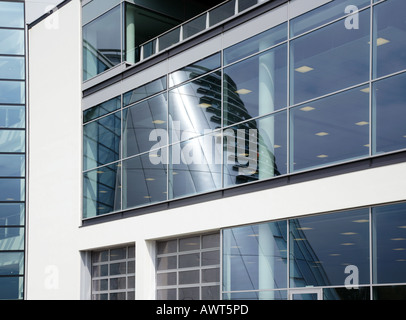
top-left (0, 0), bottom-right (26, 300)
top-left (20, 0), bottom-right (406, 300)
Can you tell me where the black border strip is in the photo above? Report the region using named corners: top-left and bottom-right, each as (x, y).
top-left (81, 150), bottom-right (406, 227)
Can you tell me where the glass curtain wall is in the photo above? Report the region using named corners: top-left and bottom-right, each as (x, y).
top-left (83, 0), bottom-right (406, 219)
top-left (223, 202), bottom-right (406, 300)
top-left (82, 0), bottom-right (226, 80)
top-left (0, 0), bottom-right (25, 300)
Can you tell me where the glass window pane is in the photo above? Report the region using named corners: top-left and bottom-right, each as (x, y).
top-left (238, 0), bottom-right (259, 12)
top-left (0, 227), bottom-right (24, 251)
top-left (83, 163), bottom-right (121, 219)
top-left (157, 288), bottom-right (176, 300)
top-left (110, 247), bottom-right (126, 261)
top-left (201, 285), bottom-right (220, 300)
top-left (0, 203), bottom-right (24, 226)
top-left (92, 250), bottom-right (108, 263)
top-left (83, 111), bottom-right (121, 171)
top-left (291, 86), bottom-right (370, 172)
top-left (373, 0), bottom-right (406, 79)
top-left (83, 6), bottom-right (122, 81)
top-left (224, 44), bottom-right (287, 125)
top-left (0, 179), bottom-right (24, 202)
top-left (0, 276), bottom-right (23, 300)
top-left (202, 250), bottom-right (220, 266)
top-left (290, 0), bottom-right (370, 37)
top-left (169, 71), bottom-right (222, 142)
top-left (0, 2), bottom-right (24, 28)
top-left (179, 236), bottom-right (200, 252)
top-left (289, 209), bottom-right (370, 288)
top-left (223, 290), bottom-right (287, 300)
top-left (157, 272), bottom-right (177, 286)
top-left (0, 57), bottom-right (25, 80)
top-left (83, 96), bottom-right (121, 124)
top-left (183, 14), bottom-right (206, 40)
top-left (82, 0), bottom-right (121, 25)
top-left (122, 151), bottom-right (167, 210)
top-left (222, 221), bottom-right (288, 291)
top-left (157, 240), bottom-right (177, 255)
top-left (224, 111), bottom-right (287, 187)
top-left (169, 133), bottom-right (222, 200)
top-left (291, 9), bottom-right (370, 105)
top-left (202, 233), bottom-right (220, 249)
top-left (179, 253), bottom-right (200, 268)
top-left (0, 29), bottom-right (24, 55)
top-left (209, 0), bottom-right (235, 27)
top-left (0, 252), bottom-right (24, 276)
top-left (157, 256), bottom-right (177, 271)
top-left (123, 76), bottom-right (166, 107)
top-left (224, 23), bottom-right (287, 65)
top-left (373, 72), bottom-right (406, 154)
top-left (169, 53), bottom-right (221, 88)
top-left (373, 285), bottom-right (406, 300)
top-left (323, 287), bottom-right (370, 300)
top-left (0, 154), bottom-right (25, 177)
top-left (372, 203), bottom-right (406, 284)
top-left (0, 130), bottom-right (24, 153)
top-left (159, 27), bottom-right (180, 51)
top-left (123, 94), bottom-right (167, 158)
top-left (202, 268), bottom-right (220, 283)
top-left (0, 81), bottom-right (25, 104)
top-left (0, 105), bottom-right (25, 129)
top-left (179, 270), bottom-right (199, 285)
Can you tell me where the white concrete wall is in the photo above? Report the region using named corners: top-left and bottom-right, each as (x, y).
top-left (27, 0), bottom-right (82, 300)
top-left (25, 0), bottom-right (406, 300)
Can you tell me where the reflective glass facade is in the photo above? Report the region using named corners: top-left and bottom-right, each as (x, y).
top-left (83, 0), bottom-right (406, 220)
top-left (82, 0), bottom-right (226, 80)
top-left (0, 0), bottom-right (25, 300)
top-left (223, 203), bottom-right (406, 300)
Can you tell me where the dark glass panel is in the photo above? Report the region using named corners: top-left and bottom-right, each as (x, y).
top-left (373, 285), bottom-right (406, 300)
top-left (0, 154), bottom-right (25, 177)
top-left (290, 0), bottom-right (370, 37)
top-left (373, 72), bottom-right (406, 154)
top-left (224, 44), bottom-right (287, 125)
top-left (169, 133), bottom-right (222, 199)
top-left (83, 111), bottom-right (121, 171)
top-left (222, 221), bottom-right (288, 292)
top-left (224, 23), bottom-right (287, 65)
top-left (83, 163), bottom-right (122, 218)
top-left (0, 81), bottom-right (25, 104)
top-left (83, 96), bottom-right (121, 124)
top-left (372, 203), bottom-right (406, 284)
top-left (373, 0), bottom-right (406, 78)
top-left (224, 111), bottom-right (287, 187)
top-left (123, 76), bottom-right (166, 107)
top-left (291, 9), bottom-right (370, 104)
top-left (83, 6), bottom-right (121, 81)
top-left (289, 209), bottom-right (370, 288)
top-left (0, 252), bottom-right (24, 276)
top-left (0, 203), bottom-right (24, 226)
top-left (0, 227), bottom-right (24, 251)
top-left (123, 93), bottom-right (167, 158)
top-left (169, 53), bottom-right (221, 87)
top-left (291, 86), bottom-right (370, 172)
top-left (0, 277), bottom-right (23, 300)
top-left (0, 179), bottom-right (24, 202)
top-left (122, 151), bottom-right (167, 210)
top-left (169, 71), bottom-right (222, 142)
